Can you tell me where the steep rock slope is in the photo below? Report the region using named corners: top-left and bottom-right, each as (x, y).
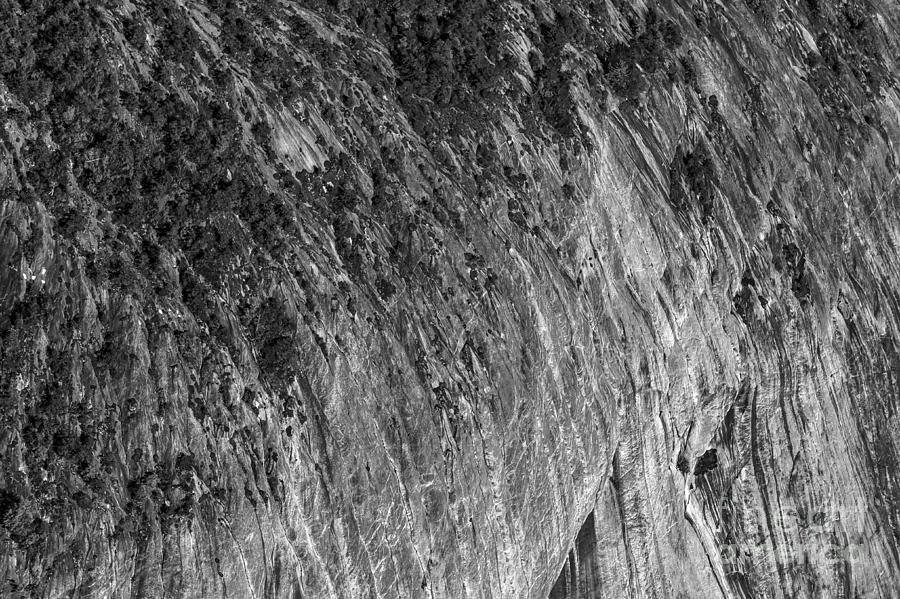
top-left (2, 0), bottom-right (900, 597)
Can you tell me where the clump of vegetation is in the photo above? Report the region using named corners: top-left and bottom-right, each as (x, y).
top-left (529, 4), bottom-right (594, 140)
top-left (599, 6), bottom-right (687, 98)
top-left (0, 490), bottom-right (19, 526)
top-left (668, 139), bottom-right (719, 219)
top-left (745, 0), bottom-right (777, 23)
top-left (526, 3), bottom-right (691, 141)
top-left (780, 242), bottom-right (811, 304)
top-left (254, 296), bottom-right (300, 384)
top-left (336, 0), bottom-right (516, 107)
top-left (733, 272), bottom-right (756, 323)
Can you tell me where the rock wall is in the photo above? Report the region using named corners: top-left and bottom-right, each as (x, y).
top-left (2, 1), bottom-right (900, 597)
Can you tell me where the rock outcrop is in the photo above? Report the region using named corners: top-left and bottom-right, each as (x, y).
top-left (2, 1), bottom-right (900, 597)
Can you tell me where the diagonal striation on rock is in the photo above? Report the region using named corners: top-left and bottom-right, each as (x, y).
top-left (2, 0), bottom-right (900, 597)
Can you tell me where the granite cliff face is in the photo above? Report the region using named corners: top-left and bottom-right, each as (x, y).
top-left (3, 1), bottom-right (900, 597)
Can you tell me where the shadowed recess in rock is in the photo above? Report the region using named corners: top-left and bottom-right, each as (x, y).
top-left (548, 512), bottom-right (599, 598)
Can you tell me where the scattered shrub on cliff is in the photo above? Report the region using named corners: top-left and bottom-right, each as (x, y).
top-left (804, 0), bottom-right (892, 127)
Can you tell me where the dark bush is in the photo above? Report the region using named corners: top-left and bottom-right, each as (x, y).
top-left (694, 448), bottom-right (719, 476)
top-left (668, 140), bottom-right (718, 218)
top-left (601, 7), bottom-right (687, 97)
top-left (0, 490), bottom-right (20, 524)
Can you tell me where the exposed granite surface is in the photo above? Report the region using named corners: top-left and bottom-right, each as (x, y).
top-left (3, 1), bottom-right (900, 597)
